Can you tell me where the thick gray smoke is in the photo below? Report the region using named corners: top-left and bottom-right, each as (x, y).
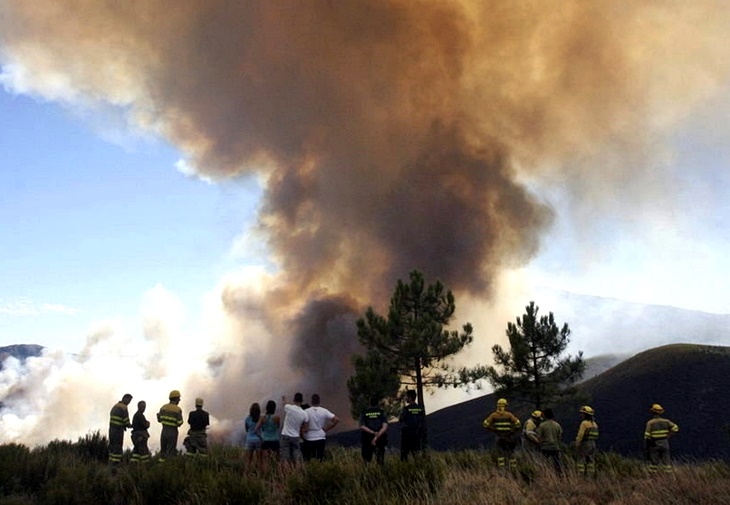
top-left (1, 1), bottom-right (729, 443)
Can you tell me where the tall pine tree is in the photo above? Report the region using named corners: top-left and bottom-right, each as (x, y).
top-left (347, 270), bottom-right (478, 421)
top-left (486, 301), bottom-right (584, 408)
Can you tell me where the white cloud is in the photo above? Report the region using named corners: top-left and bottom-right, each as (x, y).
top-left (0, 299), bottom-right (81, 317)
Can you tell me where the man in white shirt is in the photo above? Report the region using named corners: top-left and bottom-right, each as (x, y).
top-left (280, 392), bottom-right (309, 463)
top-left (302, 393), bottom-right (339, 461)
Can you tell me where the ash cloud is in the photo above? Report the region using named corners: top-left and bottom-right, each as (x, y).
top-left (2, 1), bottom-right (730, 442)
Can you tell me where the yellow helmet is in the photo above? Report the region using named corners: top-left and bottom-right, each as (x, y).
top-left (496, 398), bottom-right (508, 406)
top-left (579, 406), bottom-right (595, 415)
top-left (531, 410), bottom-right (543, 419)
top-left (650, 403), bottom-right (664, 414)
top-left (169, 390), bottom-right (181, 400)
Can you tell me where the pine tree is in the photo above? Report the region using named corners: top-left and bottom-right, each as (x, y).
top-left (486, 301), bottom-right (584, 408)
top-left (347, 270), bottom-right (478, 421)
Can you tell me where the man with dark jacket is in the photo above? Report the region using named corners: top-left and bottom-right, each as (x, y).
top-left (184, 397), bottom-right (210, 456)
top-left (130, 400), bottom-right (151, 463)
top-left (399, 390), bottom-right (425, 461)
top-left (359, 396), bottom-right (388, 464)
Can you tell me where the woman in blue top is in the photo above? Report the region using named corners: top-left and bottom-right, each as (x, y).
top-left (255, 400), bottom-right (281, 459)
top-left (245, 402), bottom-right (262, 465)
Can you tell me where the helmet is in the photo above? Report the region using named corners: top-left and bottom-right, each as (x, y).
top-left (531, 410), bottom-right (543, 419)
top-left (195, 397), bottom-right (204, 407)
top-left (496, 398), bottom-right (508, 406)
top-left (650, 403), bottom-right (664, 414)
top-left (169, 390), bottom-right (181, 400)
top-left (579, 406), bottom-right (595, 415)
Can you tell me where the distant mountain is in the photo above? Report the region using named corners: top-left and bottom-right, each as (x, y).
top-left (540, 289), bottom-right (730, 357)
top-left (331, 344), bottom-right (730, 460)
top-left (0, 344), bottom-right (43, 368)
top-left (580, 353), bottom-right (629, 382)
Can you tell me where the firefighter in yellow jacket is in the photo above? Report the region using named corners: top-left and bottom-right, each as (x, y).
top-left (157, 390), bottom-right (184, 460)
top-left (575, 405), bottom-right (599, 477)
top-left (644, 403), bottom-right (679, 473)
top-left (108, 393), bottom-right (133, 465)
top-left (483, 398), bottom-right (521, 470)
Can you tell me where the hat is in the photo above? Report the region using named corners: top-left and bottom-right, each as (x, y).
top-left (169, 390), bottom-right (181, 400)
top-left (496, 398), bottom-right (508, 406)
top-left (579, 405), bottom-right (595, 415)
top-left (531, 410), bottom-right (543, 419)
top-left (650, 403), bottom-right (664, 414)
top-left (195, 397), bottom-right (204, 407)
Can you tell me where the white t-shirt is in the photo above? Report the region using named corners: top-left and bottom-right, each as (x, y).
top-left (303, 406), bottom-right (335, 441)
top-left (281, 403), bottom-right (308, 438)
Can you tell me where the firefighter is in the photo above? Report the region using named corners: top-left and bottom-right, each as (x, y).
top-left (108, 393), bottom-right (133, 465)
top-left (157, 390), bottom-right (184, 460)
top-left (130, 400), bottom-right (151, 463)
top-left (522, 410), bottom-right (542, 454)
top-left (575, 405), bottom-right (599, 477)
top-left (644, 403), bottom-right (679, 473)
top-left (184, 397), bottom-right (210, 457)
top-left (483, 398), bottom-right (521, 470)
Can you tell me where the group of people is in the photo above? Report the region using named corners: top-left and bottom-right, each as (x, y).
top-left (241, 393), bottom-right (340, 464)
top-left (109, 390), bottom-right (679, 474)
top-left (107, 389), bottom-right (210, 465)
top-left (484, 398), bottom-right (680, 475)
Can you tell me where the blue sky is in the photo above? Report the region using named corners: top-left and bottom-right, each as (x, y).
top-left (0, 89), bottom-right (263, 350)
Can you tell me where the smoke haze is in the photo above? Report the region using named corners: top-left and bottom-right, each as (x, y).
top-left (1, 1), bottom-right (729, 445)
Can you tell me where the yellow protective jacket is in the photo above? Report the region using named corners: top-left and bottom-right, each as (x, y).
top-left (576, 420), bottom-right (599, 444)
top-left (644, 416), bottom-right (678, 440)
top-left (157, 403), bottom-right (184, 429)
top-left (109, 402), bottom-right (131, 429)
top-left (483, 409), bottom-right (521, 436)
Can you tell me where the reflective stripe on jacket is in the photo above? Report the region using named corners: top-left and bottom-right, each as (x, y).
top-left (644, 417), bottom-right (679, 440)
top-left (158, 403), bottom-right (183, 428)
top-left (109, 402), bottom-right (130, 427)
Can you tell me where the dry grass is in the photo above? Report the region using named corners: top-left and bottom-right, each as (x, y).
top-left (1, 436), bottom-right (730, 505)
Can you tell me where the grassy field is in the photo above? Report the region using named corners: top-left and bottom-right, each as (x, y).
top-left (1, 432), bottom-right (730, 505)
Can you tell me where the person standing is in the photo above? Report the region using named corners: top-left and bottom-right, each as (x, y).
top-left (108, 393), bottom-right (133, 465)
top-left (280, 393), bottom-right (309, 464)
top-left (157, 390), bottom-right (184, 460)
top-left (244, 402), bottom-right (263, 465)
top-left (575, 406), bottom-right (599, 477)
top-left (184, 397), bottom-right (210, 457)
top-left (399, 390), bottom-right (425, 461)
top-left (644, 403), bottom-right (679, 473)
top-left (522, 410), bottom-right (543, 455)
top-left (359, 396), bottom-right (388, 465)
top-left (255, 400), bottom-right (281, 459)
top-left (536, 408), bottom-right (563, 473)
top-left (302, 394), bottom-right (340, 462)
top-left (130, 400), bottom-right (151, 463)
top-left (482, 398), bottom-right (521, 470)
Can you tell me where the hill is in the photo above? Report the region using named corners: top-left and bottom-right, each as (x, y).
top-left (0, 344), bottom-right (43, 368)
top-left (332, 343), bottom-right (730, 460)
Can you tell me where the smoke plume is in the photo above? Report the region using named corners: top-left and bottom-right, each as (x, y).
top-left (1, 1), bottom-right (729, 444)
